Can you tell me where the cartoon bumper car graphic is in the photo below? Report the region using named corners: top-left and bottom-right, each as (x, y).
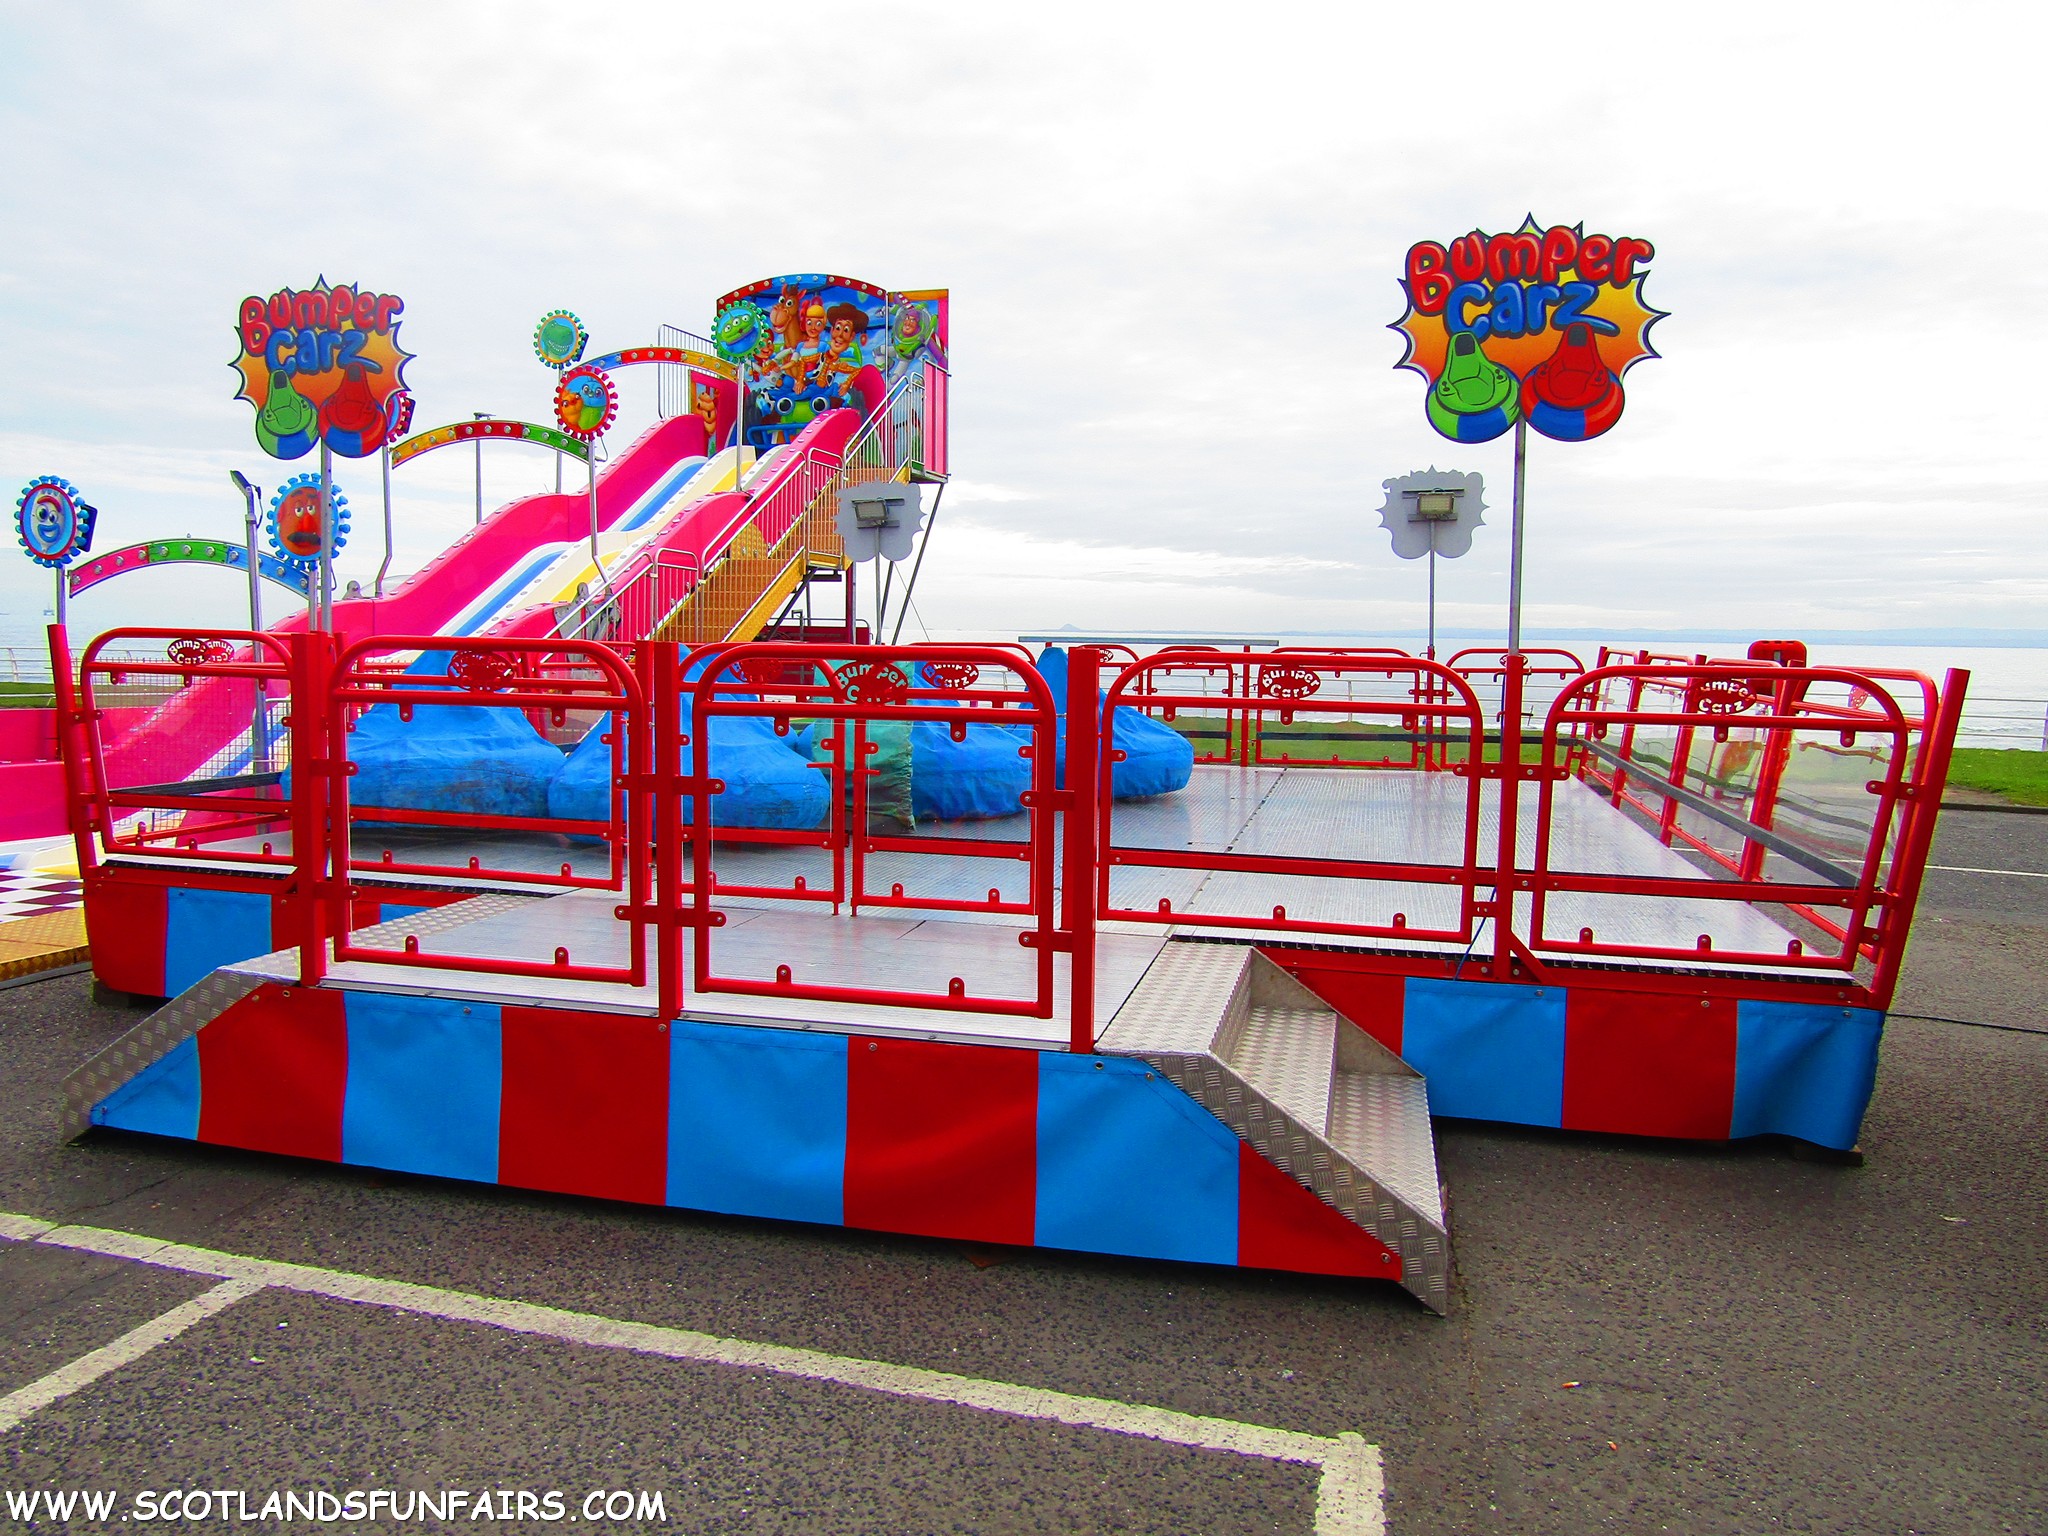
top-left (256, 370), bottom-right (319, 459)
top-left (1425, 332), bottom-right (1520, 443)
top-left (318, 364), bottom-right (390, 458)
top-left (1520, 322), bottom-right (1625, 442)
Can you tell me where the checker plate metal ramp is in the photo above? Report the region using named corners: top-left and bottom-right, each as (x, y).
top-left (1098, 940), bottom-right (1450, 1314)
top-left (60, 896), bottom-right (530, 1141)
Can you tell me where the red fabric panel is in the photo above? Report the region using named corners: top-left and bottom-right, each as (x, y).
top-left (267, 891), bottom-right (383, 950)
top-left (196, 982), bottom-right (348, 1161)
top-left (85, 874), bottom-right (166, 997)
top-left (499, 1006), bottom-right (668, 1205)
top-left (1265, 956), bottom-right (1407, 1054)
top-left (1236, 1143), bottom-right (1401, 1280)
top-left (844, 1037), bottom-right (1036, 1246)
top-left (1563, 988), bottom-right (1738, 1139)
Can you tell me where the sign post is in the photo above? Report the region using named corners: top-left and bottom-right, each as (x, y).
top-left (1391, 221), bottom-right (1663, 655)
top-left (534, 311), bottom-right (589, 501)
top-left (14, 476), bottom-right (97, 631)
top-left (555, 363), bottom-right (619, 586)
top-left (1376, 468), bottom-right (1485, 657)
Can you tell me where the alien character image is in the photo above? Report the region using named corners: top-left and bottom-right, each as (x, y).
top-left (256, 368), bottom-right (319, 458)
top-left (1425, 331), bottom-right (1520, 443)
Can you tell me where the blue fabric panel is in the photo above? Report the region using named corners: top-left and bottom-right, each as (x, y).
top-left (164, 887), bottom-right (274, 996)
top-left (94, 1035), bottom-right (200, 1139)
top-left (667, 1021), bottom-right (847, 1225)
top-left (341, 993), bottom-right (502, 1183)
top-left (1401, 977), bottom-right (1567, 1127)
top-left (1730, 1002), bottom-right (1884, 1150)
top-left (1035, 1053), bottom-right (1238, 1265)
top-left (378, 903), bottom-right (430, 924)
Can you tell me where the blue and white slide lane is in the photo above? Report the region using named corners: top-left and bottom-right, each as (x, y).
top-left (479, 448), bottom-right (751, 630)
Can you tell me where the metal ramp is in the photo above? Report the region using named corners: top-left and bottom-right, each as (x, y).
top-left (1099, 941), bottom-right (1450, 1313)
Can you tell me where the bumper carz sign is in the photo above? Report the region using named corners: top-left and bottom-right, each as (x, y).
top-left (1391, 220), bottom-right (1664, 444)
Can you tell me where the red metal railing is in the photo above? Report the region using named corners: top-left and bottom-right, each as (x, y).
top-left (1555, 660), bottom-right (1961, 981)
top-left (1099, 649), bottom-right (1495, 945)
top-left (561, 551), bottom-right (700, 645)
top-left (668, 642), bottom-right (1083, 1039)
top-left (64, 627), bottom-right (298, 872)
top-left (322, 636), bottom-right (649, 989)
top-left (58, 625), bottom-right (1967, 1028)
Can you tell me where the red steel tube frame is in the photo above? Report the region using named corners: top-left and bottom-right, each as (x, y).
top-left (682, 642), bottom-right (1067, 1019)
top-left (324, 636), bottom-right (650, 987)
top-left (66, 627), bottom-right (299, 874)
top-left (1099, 650), bottom-right (1495, 947)
top-left (1524, 663), bottom-right (1950, 978)
top-left (55, 623), bottom-right (1969, 1033)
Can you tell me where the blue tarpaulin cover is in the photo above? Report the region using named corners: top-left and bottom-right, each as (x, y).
top-left (907, 663), bottom-right (1035, 821)
top-left (1037, 646), bottom-right (1194, 799)
top-left (336, 704), bottom-right (566, 820)
top-left (551, 688), bottom-right (829, 831)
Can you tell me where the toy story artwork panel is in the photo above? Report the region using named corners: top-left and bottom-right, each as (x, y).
top-left (713, 275), bottom-right (948, 450)
top-left (1390, 221), bottom-right (1663, 444)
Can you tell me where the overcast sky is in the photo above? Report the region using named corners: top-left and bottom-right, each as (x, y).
top-left (2, 0), bottom-right (2043, 646)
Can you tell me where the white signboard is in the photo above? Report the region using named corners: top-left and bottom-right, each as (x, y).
top-left (1376, 468), bottom-right (1485, 560)
top-left (835, 481), bottom-right (924, 563)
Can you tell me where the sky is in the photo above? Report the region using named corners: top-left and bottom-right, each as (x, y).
top-left (2, 0), bottom-right (2045, 650)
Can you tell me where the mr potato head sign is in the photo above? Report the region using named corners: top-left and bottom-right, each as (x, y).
top-left (1391, 219), bottom-right (1664, 443)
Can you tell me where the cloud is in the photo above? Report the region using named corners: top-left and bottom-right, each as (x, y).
top-left (1, 0), bottom-right (2044, 650)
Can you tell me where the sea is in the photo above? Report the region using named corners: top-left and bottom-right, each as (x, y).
top-left (2, 614), bottom-right (2040, 750)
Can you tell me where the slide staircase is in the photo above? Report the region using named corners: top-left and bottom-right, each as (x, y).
top-left (565, 362), bottom-right (947, 650)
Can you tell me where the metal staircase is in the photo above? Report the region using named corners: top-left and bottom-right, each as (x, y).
top-left (564, 363), bottom-right (947, 652)
top-left (1099, 941), bottom-right (1450, 1313)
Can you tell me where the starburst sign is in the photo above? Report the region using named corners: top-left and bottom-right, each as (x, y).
top-left (231, 279), bottom-right (415, 461)
top-left (1390, 219), bottom-right (1664, 445)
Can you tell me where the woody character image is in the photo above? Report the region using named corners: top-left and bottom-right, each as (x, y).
top-left (817, 303), bottom-right (869, 404)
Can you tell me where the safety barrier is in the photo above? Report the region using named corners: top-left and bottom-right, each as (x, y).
top-left (61, 628), bottom-right (296, 874)
top-left (54, 630), bottom-right (1968, 1033)
top-left (650, 642), bottom-right (1085, 1040)
top-left (1100, 649), bottom-right (1494, 944)
top-left (1557, 658), bottom-right (1959, 986)
top-left (321, 636), bottom-right (650, 988)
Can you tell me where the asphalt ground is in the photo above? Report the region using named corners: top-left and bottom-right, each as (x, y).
top-left (1, 808), bottom-right (2043, 1534)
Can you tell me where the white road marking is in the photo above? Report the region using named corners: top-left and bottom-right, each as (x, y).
top-left (1926, 864), bottom-right (2048, 879)
top-left (1, 1214), bottom-right (1383, 1534)
top-left (0, 1278), bottom-right (262, 1433)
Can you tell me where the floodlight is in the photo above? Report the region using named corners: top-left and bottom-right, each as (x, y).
top-left (853, 495), bottom-right (898, 530)
top-left (1410, 488), bottom-right (1461, 521)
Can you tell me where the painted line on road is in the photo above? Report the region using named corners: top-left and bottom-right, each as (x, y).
top-left (1926, 864), bottom-right (2048, 879)
top-left (0, 1278), bottom-right (263, 1433)
top-left (0, 1214), bottom-right (1383, 1534)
